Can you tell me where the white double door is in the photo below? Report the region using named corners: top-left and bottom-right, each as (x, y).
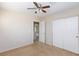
top-left (53, 16), bottom-right (79, 54)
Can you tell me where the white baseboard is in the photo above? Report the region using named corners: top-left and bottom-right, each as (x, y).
top-left (53, 45), bottom-right (79, 54)
top-left (0, 41), bottom-right (33, 53)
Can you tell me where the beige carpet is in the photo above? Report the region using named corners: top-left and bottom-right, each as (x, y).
top-left (0, 42), bottom-right (79, 56)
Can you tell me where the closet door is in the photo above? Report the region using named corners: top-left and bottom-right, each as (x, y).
top-left (63, 17), bottom-right (79, 54)
top-left (53, 19), bottom-right (65, 49)
top-left (53, 16), bottom-right (79, 54)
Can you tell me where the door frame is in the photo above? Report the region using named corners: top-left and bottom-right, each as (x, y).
top-left (33, 21), bottom-right (39, 43)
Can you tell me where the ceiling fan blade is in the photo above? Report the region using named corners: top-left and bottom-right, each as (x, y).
top-left (42, 5), bottom-right (50, 9)
top-left (42, 9), bottom-right (47, 13)
top-left (33, 2), bottom-right (39, 8)
top-left (27, 8), bottom-right (37, 9)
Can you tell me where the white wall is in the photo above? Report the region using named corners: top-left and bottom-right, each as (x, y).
top-left (41, 7), bottom-right (79, 45)
top-left (45, 19), bottom-right (53, 45)
top-left (39, 20), bottom-right (45, 43)
top-left (0, 9), bottom-right (38, 53)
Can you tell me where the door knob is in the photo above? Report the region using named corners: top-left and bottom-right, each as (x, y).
top-left (76, 36), bottom-right (78, 38)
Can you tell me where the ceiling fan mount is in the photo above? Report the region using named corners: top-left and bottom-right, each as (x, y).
top-left (27, 2), bottom-right (50, 14)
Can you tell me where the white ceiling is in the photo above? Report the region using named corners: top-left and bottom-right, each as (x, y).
top-left (0, 2), bottom-right (79, 17)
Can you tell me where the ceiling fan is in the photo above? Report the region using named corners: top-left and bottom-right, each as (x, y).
top-left (27, 2), bottom-right (50, 14)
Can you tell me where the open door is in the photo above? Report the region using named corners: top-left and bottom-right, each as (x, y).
top-left (33, 22), bottom-right (39, 43)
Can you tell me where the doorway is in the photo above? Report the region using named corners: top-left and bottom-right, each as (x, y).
top-left (33, 22), bottom-right (39, 43)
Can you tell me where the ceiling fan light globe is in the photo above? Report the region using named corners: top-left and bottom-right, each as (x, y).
top-left (35, 11), bottom-right (37, 13)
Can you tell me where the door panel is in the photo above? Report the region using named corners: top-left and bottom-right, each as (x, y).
top-left (53, 19), bottom-right (64, 48)
top-left (63, 17), bottom-right (79, 53)
top-left (53, 16), bottom-right (79, 54)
